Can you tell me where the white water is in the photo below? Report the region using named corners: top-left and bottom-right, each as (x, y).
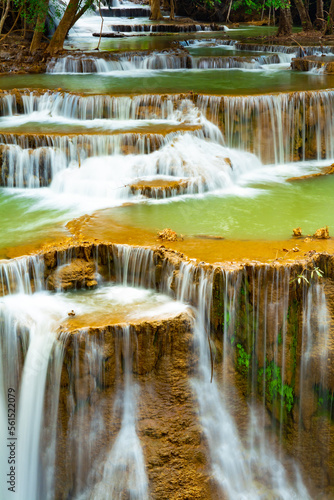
top-left (46, 52), bottom-right (284, 74)
top-left (0, 252), bottom-right (187, 499)
top-left (84, 325), bottom-right (148, 500)
top-left (0, 243), bottom-right (332, 499)
top-left (174, 263), bottom-right (313, 499)
top-left (1, 94), bottom-right (271, 209)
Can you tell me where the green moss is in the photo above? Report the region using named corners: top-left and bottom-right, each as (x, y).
top-left (258, 359), bottom-right (294, 413)
top-left (277, 329), bottom-right (283, 345)
top-left (315, 384), bottom-right (334, 420)
top-left (287, 299), bottom-right (298, 388)
top-left (236, 343), bottom-right (251, 373)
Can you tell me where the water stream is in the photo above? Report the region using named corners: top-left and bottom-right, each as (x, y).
top-left (1, 6), bottom-right (334, 500)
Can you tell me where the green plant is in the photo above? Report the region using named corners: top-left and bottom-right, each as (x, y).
top-left (258, 360), bottom-right (294, 413)
top-left (315, 385), bottom-right (334, 419)
top-left (290, 266), bottom-right (324, 285)
top-left (237, 343), bottom-right (251, 372)
top-left (277, 329), bottom-right (283, 345)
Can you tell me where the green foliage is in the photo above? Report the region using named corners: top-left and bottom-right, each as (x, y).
top-left (290, 266), bottom-right (324, 286)
top-left (191, 0), bottom-right (221, 10)
top-left (13, 0), bottom-right (49, 29)
top-left (277, 329), bottom-right (283, 345)
top-left (237, 343), bottom-right (251, 372)
top-left (231, 0), bottom-right (289, 14)
top-left (315, 385), bottom-right (334, 419)
top-left (258, 360), bottom-right (294, 412)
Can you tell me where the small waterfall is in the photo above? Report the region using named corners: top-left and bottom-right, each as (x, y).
top-left (86, 325), bottom-right (148, 500)
top-left (0, 133), bottom-right (174, 188)
top-left (232, 42), bottom-right (334, 57)
top-left (299, 278), bottom-right (331, 425)
top-left (47, 53), bottom-right (191, 73)
top-left (197, 90), bottom-right (334, 163)
top-left (0, 93), bottom-right (16, 117)
top-left (0, 255), bottom-right (69, 500)
top-left (112, 244), bottom-right (156, 289)
top-left (17, 91), bottom-right (177, 120)
top-left (173, 262), bottom-right (312, 499)
top-left (46, 52), bottom-right (282, 74)
top-left (108, 23), bottom-right (211, 33)
top-left (3, 88), bottom-right (334, 163)
top-left (55, 325), bottom-right (148, 500)
top-left (0, 255), bottom-right (44, 295)
top-left (1, 144), bottom-right (67, 188)
top-left (192, 53), bottom-right (280, 69)
top-left (47, 132), bottom-right (261, 203)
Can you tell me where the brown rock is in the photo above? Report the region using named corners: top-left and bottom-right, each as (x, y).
top-left (313, 226), bottom-right (330, 239)
top-left (157, 228), bottom-right (183, 242)
top-left (293, 227), bottom-right (302, 237)
top-left (46, 258), bottom-right (98, 291)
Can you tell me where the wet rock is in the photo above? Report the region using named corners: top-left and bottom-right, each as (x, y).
top-left (46, 258), bottom-right (98, 291)
top-left (291, 56), bottom-right (334, 74)
top-left (49, 309), bottom-right (213, 499)
top-left (293, 227), bottom-right (303, 237)
top-left (287, 163), bottom-right (334, 181)
top-left (313, 226), bottom-right (330, 239)
top-left (157, 228), bottom-right (183, 242)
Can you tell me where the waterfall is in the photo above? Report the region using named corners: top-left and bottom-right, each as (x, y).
top-left (0, 255), bottom-right (69, 500)
top-left (86, 325), bottom-right (149, 500)
top-left (173, 262), bottom-right (314, 498)
top-left (46, 53), bottom-right (281, 74)
top-left (0, 133), bottom-right (172, 188)
top-left (197, 91), bottom-right (334, 163)
top-left (0, 243), bottom-right (333, 498)
top-left (16, 92), bottom-right (177, 121)
top-left (2, 89), bottom-right (334, 163)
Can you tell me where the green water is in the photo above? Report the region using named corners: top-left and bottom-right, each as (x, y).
top-left (1, 69), bottom-right (333, 95)
top-left (107, 174), bottom-right (334, 240)
top-left (0, 190), bottom-right (68, 255)
top-left (186, 46), bottom-right (273, 57)
top-left (64, 24), bottom-right (289, 52)
top-left (1, 25), bottom-right (333, 250)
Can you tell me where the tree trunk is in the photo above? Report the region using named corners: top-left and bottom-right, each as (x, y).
top-left (169, 0), bottom-right (174, 20)
top-left (47, 0), bottom-right (80, 55)
top-left (150, 0), bottom-right (163, 20)
top-left (68, 0), bottom-right (93, 32)
top-left (324, 0), bottom-right (334, 34)
top-left (30, 0), bottom-right (49, 53)
top-left (314, 0), bottom-right (325, 29)
top-left (0, 0), bottom-right (11, 35)
top-left (293, 0), bottom-right (313, 31)
top-left (226, 0), bottom-right (233, 22)
top-left (277, 6), bottom-right (292, 36)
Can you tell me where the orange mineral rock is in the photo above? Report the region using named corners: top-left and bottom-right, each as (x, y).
top-left (313, 226), bottom-right (330, 239)
top-left (293, 227), bottom-right (302, 237)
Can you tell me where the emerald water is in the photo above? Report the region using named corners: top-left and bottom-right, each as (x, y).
top-left (1, 68), bottom-right (333, 95)
top-left (1, 8), bottom-right (334, 500)
top-left (104, 163), bottom-right (334, 240)
top-left (0, 190), bottom-right (68, 255)
top-left (1, 24), bottom-right (333, 256)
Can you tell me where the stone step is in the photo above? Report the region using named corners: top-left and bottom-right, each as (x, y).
top-left (99, 7), bottom-right (150, 17)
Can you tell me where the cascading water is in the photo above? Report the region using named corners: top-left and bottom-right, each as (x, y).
top-left (0, 240), bottom-right (333, 499)
top-left (173, 262), bottom-right (314, 499)
top-left (83, 325), bottom-right (149, 500)
top-left (46, 52), bottom-right (282, 74)
top-left (2, 6), bottom-right (334, 496)
top-left (0, 92), bottom-right (266, 204)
